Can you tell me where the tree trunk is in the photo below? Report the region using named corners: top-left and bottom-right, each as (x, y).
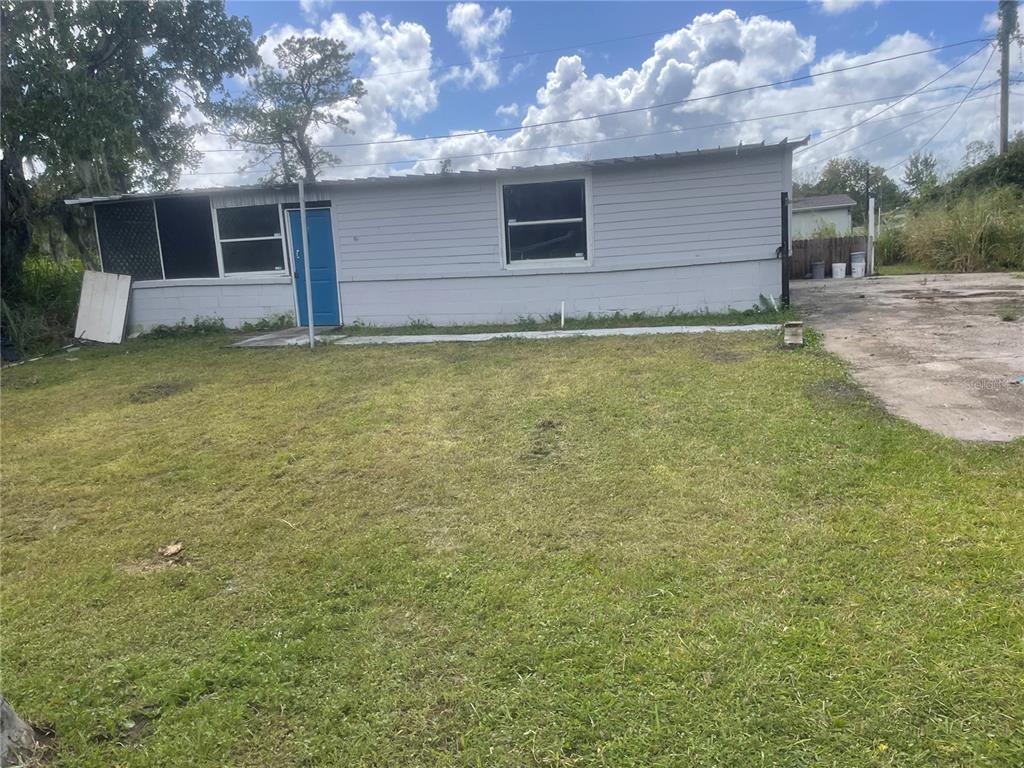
top-left (0, 696), bottom-right (38, 767)
top-left (1, 151), bottom-right (34, 303)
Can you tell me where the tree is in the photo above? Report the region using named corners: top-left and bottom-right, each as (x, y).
top-left (799, 157), bottom-right (906, 226)
top-left (902, 152), bottom-right (939, 197)
top-left (205, 36), bottom-right (366, 183)
top-left (962, 140), bottom-right (996, 169)
top-left (1, 1), bottom-right (259, 300)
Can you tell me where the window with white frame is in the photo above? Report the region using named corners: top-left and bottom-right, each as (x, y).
top-left (501, 179), bottom-right (588, 264)
top-left (216, 204), bottom-right (288, 274)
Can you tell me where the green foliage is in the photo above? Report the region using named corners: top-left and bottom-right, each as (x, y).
top-left (794, 157), bottom-right (906, 226)
top-left (240, 314), bottom-right (296, 332)
top-left (874, 227), bottom-right (907, 266)
top-left (2, 334), bottom-right (1023, 765)
top-left (1, 257), bottom-right (84, 355)
top-left (901, 152), bottom-right (939, 197)
top-left (205, 36), bottom-right (365, 182)
top-left (900, 188), bottom-right (1024, 272)
top-left (808, 220), bottom-right (841, 239)
top-left (0, 1), bottom-right (258, 196)
top-left (0, 0), bottom-right (259, 314)
top-left (940, 136), bottom-right (1024, 198)
top-left (140, 318), bottom-right (229, 339)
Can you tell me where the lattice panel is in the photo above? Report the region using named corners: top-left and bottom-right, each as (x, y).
top-left (95, 201), bottom-right (162, 280)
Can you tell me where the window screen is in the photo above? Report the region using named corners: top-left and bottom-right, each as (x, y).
top-left (221, 240), bottom-right (287, 273)
top-left (215, 205), bottom-right (286, 274)
top-left (217, 205), bottom-right (281, 239)
top-left (94, 201), bottom-right (162, 280)
top-left (502, 179), bottom-right (587, 263)
top-left (155, 196), bottom-right (218, 278)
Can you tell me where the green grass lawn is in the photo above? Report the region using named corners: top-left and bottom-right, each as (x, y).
top-left (875, 262), bottom-right (937, 276)
top-left (2, 331), bottom-right (1022, 767)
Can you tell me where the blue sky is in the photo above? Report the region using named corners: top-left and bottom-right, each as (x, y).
top-left (193, 1), bottom-right (1019, 185)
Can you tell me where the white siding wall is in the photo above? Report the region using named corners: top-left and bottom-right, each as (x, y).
top-left (125, 148), bottom-right (791, 329)
top-left (792, 208), bottom-right (852, 239)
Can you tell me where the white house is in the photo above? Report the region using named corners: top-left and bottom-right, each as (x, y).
top-left (67, 139), bottom-right (803, 331)
top-left (791, 194), bottom-right (856, 239)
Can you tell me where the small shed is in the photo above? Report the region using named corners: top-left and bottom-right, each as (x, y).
top-left (66, 138), bottom-right (805, 332)
top-left (791, 194), bottom-right (856, 239)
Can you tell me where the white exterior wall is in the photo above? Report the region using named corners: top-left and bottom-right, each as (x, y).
top-left (122, 147), bottom-right (792, 330)
top-left (792, 208), bottom-right (852, 239)
top-left (126, 277), bottom-right (294, 332)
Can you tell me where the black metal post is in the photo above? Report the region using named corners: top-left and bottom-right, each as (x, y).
top-left (780, 191), bottom-right (790, 306)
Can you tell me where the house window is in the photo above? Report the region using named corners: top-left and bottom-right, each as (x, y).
top-left (216, 204), bottom-right (288, 274)
top-left (502, 179), bottom-right (587, 263)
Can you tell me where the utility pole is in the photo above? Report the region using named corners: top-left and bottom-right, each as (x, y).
top-left (998, 0), bottom-right (1018, 155)
top-left (864, 164), bottom-right (870, 228)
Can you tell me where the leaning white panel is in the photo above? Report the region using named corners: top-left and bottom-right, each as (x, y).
top-left (75, 270), bottom-right (132, 343)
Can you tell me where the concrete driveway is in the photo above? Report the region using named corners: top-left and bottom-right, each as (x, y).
top-left (792, 273), bottom-right (1024, 442)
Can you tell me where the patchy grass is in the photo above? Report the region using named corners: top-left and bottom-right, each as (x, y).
top-left (2, 332), bottom-right (1022, 767)
top-left (875, 261), bottom-right (936, 276)
top-left (342, 306), bottom-right (794, 336)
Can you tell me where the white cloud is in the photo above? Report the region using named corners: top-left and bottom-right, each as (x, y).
top-left (185, 7), bottom-right (1022, 188)
top-left (495, 102), bottom-right (520, 125)
top-left (981, 11), bottom-right (1000, 33)
top-left (444, 3), bottom-right (512, 89)
top-left (299, 0), bottom-right (331, 22)
top-left (818, 0), bottom-right (878, 15)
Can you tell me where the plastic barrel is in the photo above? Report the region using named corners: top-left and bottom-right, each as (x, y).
top-left (812, 261), bottom-right (826, 279)
top-left (831, 262), bottom-right (846, 279)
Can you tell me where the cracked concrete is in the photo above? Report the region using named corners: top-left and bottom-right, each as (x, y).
top-left (793, 272), bottom-right (1024, 442)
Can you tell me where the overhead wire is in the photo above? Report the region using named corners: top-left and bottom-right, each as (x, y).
top-left (885, 43), bottom-right (999, 171)
top-left (201, 37), bottom-right (993, 154)
top-left (183, 83), bottom-right (1007, 177)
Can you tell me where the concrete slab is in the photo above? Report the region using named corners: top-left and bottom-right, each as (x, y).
top-left (792, 273), bottom-right (1024, 442)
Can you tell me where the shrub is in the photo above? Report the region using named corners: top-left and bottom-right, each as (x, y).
top-left (808, 220), bottom-right (841, 239)
top-left (901, 188), bottom-right (1024, 272)
top-left (141, 317), bottom-right (228, 338)
top-left (874, 227), bottom-right (907, 266)
top-left (240, 313), bottom-right (295, 332)
top-left (1, 256), bottom-right (84, 355)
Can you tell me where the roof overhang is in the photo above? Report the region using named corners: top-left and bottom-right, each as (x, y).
top-left (65, 137), bottom-right (810, 206)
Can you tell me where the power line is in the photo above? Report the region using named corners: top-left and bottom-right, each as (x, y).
top-left (886, 43), bottom-right (999, 171)
top-left (794, 86), bottom-right (1004, 170)
top-left (795, 41), bottom-right (993, 156)
top-left (202, 37), bottom-right (993, 155)
top-left (183, 83), bottom-right (1007, 178)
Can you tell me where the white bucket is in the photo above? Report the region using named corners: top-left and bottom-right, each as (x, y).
top-left (831, 262), bottom-right (847, 279)
top-left (850, 251), bottom-right (866, 263)
top-left (851, 262), bottom-right (866, 278)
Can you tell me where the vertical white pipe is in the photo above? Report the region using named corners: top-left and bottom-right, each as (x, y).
top-left (560, 300), bottom-right (565, 328)
top-left (867, 196), bottom-right (876, 276)
top-left (298, 180), bottom-right (315, 350)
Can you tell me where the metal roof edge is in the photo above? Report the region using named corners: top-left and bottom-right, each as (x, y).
top-left (65, 137), bottom-right (811, 206)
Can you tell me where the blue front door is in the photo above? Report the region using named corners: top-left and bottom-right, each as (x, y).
top-left (289, 208), bottom-right (340, 327)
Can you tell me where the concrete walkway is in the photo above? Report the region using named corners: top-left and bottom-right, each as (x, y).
top-left (233, 323), bottom-right (780, 348)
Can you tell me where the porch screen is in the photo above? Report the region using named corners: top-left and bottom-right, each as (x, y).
top-left (94, 201), bottom-right (162, 280)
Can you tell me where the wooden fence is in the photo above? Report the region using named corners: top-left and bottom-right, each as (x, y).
top-left (790, 236), bottom-right (867, 279)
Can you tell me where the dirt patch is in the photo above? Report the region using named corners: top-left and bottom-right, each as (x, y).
top-left (806, 379), bottom-right (863, 404)
top-left (128, 381), bottom-right (192, 404)
top-left (120, 558), bottom-right (185, 574)
top-left (525, 418), bottom-right (563, 461)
